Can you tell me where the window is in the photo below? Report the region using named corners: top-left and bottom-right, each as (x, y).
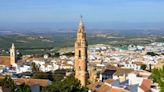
top-left (79, 50), bottom-right (81, 58)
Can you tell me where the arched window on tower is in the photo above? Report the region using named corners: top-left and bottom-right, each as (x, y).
top-left (79, 66), bottom-right (81, 70)
top-left (79, 50), bottom-right (81, 58)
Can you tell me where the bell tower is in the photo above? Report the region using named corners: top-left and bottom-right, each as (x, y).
top-left (74, 16), bottom-right (88, 86)
top-left (10, 43), bottom-right (16, 65)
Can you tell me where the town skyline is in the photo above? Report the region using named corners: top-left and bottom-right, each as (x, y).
top-left (0, 1), bottom-right (164, 92)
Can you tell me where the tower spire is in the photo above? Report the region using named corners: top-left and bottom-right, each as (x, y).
top-left (79, 15), bottom-right (83, 26)
top-left (78, 16), bottom-right (85, 33)
top-left (11, 43), bottom-right (15, 48)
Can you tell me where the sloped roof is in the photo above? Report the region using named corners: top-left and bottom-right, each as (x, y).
top-left (109, 87), bottom-right (128, 92)
top-left (87, 81), bottom-right (112, 92)
top-left (132, 62), bottom-right (144, 65)
top-left (88, 79), bottom-right (130, 92)
top-left (87, 82), bottom-right (103, 91)
top-left (106, 64), bottom-right (118, 70)
top-left (0, 56), bottom-right (10, 66)
top-left (104, 79), bottom-right (114, 84)
top-left (96, 84), bottom-right (112, 92)
top-left (26, 57), bottom-right (46, 61)
top-left (14, 78), bottom-right (51, 87)
top-left (139, 79), bottom-right (151, 92)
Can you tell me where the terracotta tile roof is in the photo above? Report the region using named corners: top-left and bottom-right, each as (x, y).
top-left (109, 87), bottom-right (128, 92)
top-left (26, 57), bottom-right (46, 61)
top-left (90, 61), bottom-right (102, 64)
top-left (96, 84), bottom-right (112, 92)
top-left (106, 64), bottom-right (118, 70)
top-left (104, 79), bottom-right (114, 84)
top-left (87, 82), bottom-right (103, 90)
top-left (14, 78), bottom-right (50, 87)
top-left (87, 80), bottom-right (130, 92)
top-left (0, 56), bottom-right (10, 66)
top-left (87, 82), bottom-right (112, 92)
top-left (139, 79), bottom-right (151, 92)
top-left (110, 62), bottom-right (120, 65)
top-left (132, 62), bottom-right (143, 65)
top-left (124, 61), bottom-right (130, 64)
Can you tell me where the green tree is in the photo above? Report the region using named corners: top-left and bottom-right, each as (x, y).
top-left (32, 69), bottom-right (66, 81)
top-left (17, 83), bottom-right (31, 92)
top-left (1, 75), bottom-right (16, 92)
top-left (43, 76), bottom-right (88, 92)
top-left (32, 72), bottom-right (48, 79)
top-left (63, 52), bottom-right (74, 57)
top-left (53, 69), bottom-right (66, 81)
top-left (150, 66), bottom-right (164, 92)
top-left (146, 52), bottom-right (159, 56)
top-left (140, 64), bottom-right (147, 70)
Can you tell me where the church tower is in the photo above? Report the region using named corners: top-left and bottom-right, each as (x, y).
top-left (10, 43), bottom-right (16, 65)
top-left (74, 16), bottom-right (88, 86)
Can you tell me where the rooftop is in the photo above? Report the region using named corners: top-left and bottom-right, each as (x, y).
top-left (0, 56), bottom-right (10, 66)
top-left (139, 79), bottom-right (152, 92)
top-left (14, 78), bottom-right (51, 87)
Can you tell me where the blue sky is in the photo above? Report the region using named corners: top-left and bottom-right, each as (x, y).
top-left (0, 0), bottom-right (164, 29)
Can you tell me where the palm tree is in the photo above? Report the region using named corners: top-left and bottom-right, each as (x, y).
top-left (150, 66), bottom-right (164, 92)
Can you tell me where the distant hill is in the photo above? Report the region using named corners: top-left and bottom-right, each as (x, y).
top-left (0, 32), bottom-right (163, 49)
top-left (0, 28), bottom-right (164, 36)
top-left (0, 31), bottom-right (163, 55)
